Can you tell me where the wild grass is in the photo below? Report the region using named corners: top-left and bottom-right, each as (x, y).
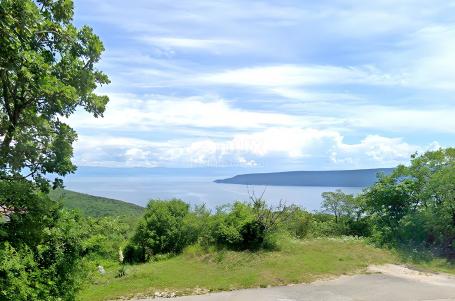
top-left (78, 236), bottom-right (397, 301)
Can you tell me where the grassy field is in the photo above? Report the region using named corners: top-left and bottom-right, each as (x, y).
top-left (78, 237), bottom-right (397, 301)
top-left (49, 189), bottom-right (144, 218)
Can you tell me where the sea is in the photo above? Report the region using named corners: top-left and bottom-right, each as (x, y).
top-left (63, 167), bottom-right (363, 211)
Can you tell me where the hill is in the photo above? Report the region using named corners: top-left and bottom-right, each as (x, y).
top-left (49, 189), bottom-right (144, 218)
top-left (215, 168), bottom-right (394, 187)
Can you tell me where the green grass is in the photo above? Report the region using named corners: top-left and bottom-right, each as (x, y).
top-left (78, 237), bottom-right (397, 301)
top-left (50, 189), bottom-right (144, 218)
top-left (410, 258), bottom-right (455, 275)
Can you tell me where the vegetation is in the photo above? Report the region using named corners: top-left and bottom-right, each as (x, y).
top-left (0, 180), bottom-right (88, 301)
top-left (2, 146), bottom-right (454, 301)
top-left (364, 148), bottom-right (455, 255)
top-left (80, 237), bottom-right (396, 301)
top-left (50, 189), bottom-right (144, 219)
top-left (0, 2), bottom-right (453, 298)
top-left (124, 199), bottom-right (198, 262)
top-left (0, 0), bottom-right (109, 189)
top-left (0, 0), bottom-right (109, 300)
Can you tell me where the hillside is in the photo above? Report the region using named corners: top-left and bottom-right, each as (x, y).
top-left (215, 168), bottom-right (394, 187)
top-left (49, 189), bottom-right (144, 218)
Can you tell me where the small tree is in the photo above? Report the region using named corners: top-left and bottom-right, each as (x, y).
top-left (321, 189), bottom-right (355, 223)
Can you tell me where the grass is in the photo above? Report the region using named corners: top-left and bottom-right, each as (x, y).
top-left (78, 237), bottom-right (397, 301)
top-left (395, 249), bottom-right (455, 275)
top-left (410, 258), bottom-right (455, 275)
top-left (49, 189), bottom-right (144, 218)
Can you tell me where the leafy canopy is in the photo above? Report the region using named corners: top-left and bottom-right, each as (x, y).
top-left (0, 0), bottom-right (109, 190)
top-left (365, 148), bottom-right (455, 253)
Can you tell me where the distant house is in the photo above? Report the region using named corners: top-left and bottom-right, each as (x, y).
top-left (0, 205), bottom-right (15, 222)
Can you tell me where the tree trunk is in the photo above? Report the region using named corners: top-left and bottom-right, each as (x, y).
top-left (0, 125), bottom-right (14, 164)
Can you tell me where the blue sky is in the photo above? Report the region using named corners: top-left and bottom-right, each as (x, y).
top-left (68, 0), bottom-right (455, 171)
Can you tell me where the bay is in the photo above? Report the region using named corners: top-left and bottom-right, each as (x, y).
top-left (63, 174), bottom-right (363, 211)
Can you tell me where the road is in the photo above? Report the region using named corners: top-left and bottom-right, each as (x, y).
top-left (136, 265), bottom-right (455, 301)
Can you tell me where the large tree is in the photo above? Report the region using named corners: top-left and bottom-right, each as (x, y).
top-left (0, 1), bottom-right (110, 300)
top-left (365, 148), bottom-right (455, 253)
top-left (0, 0), bottom-right (109, 190)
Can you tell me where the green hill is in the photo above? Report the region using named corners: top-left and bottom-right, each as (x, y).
top-left (49, 189), bottom-right (144, 218)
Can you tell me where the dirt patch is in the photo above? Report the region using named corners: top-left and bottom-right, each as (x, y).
top-left (368, 264), bottom-right (455, 288)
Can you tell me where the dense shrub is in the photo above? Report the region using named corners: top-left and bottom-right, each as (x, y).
top-left (126, 198), bottom-right (289, 260)
top-left (285, 206), bottom-right (313, 238)
top-left (0, 180), bottom-right (88, 301)
top-left (82, 216), bottom-right (133, 261)
top-left (207, 202), bottom-right (261, 250)
top-left (203, 199), bottom-right (287, 251)
top-left (124, 199), bottom-right (200, 263)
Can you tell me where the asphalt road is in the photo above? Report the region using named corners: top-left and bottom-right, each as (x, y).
top-left (141, 265), bottom-right (455, 301)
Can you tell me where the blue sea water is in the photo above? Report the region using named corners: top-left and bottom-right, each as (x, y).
top-left (63, 170), bottom-right (363, 211)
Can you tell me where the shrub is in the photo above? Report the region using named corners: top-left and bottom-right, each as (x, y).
top-left (124, 199), bottom-right (198, 263)
top-left (285, 206), bottom-right (313, 238)
top-left (0, 180), bottom-right (88, 301)
top-left (82, 216), bottom-right (132, 261)
top-left (204, 199), bottom-right (287, 250)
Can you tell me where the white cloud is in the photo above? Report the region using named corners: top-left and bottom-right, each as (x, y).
top-left (349, 106), bottom-right (455, 134)
top-left (198, 65), bottom-right (402, 88)
top-left (67, 93), bottom-right (300, 131)
top-left (139, 37), bottom-right (245, 53)
top-left (70, 0), bottom-right (454, 170)
top-left (332, 135), bottom-right (421, 167)
top-left (73, 128), bottom-right (438, 169)
top-left (400, 25), bottom-right (455, 90)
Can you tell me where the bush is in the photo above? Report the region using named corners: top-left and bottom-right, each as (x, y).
top-left (0, 180), bottom-right (88, 301)
top-left (204, 200), bottom-right (286, 251)
top-left (285, 206), bottom-right (313, 238)
top-left (124, 199), bottom-right (199, 263)
top-left (82, 216), bottom-right (133, 261)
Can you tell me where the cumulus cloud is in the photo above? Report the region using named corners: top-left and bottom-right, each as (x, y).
top-left (68, 0), bottom-right (454, 169)
top-left (73, 128), bottom-right (438, 169)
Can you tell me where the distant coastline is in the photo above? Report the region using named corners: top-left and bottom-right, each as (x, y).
top-left (214, 168), bottom-right (394, 187)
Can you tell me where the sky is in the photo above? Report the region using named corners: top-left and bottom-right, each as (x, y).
top-left (68, 0), bottom-right (455, 171)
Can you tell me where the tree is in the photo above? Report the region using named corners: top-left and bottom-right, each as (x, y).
top-left (0, 1), bottom-right (109, 300)
top-left (364, 148), bottom-right (455, 253)
top-left (321, 189), bottom-right (355, 223)
top-left (0, 0), bottom-right (109, 190)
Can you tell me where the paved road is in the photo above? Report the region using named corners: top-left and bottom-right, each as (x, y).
top-left (143, 265), bottom-right (455, 301)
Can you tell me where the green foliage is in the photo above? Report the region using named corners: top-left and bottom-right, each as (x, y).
top-left (0, 179), bottom-right (60, 245)
top-left (126, 198), bottom-right (289, 262)
top-left (49, 189), bottom-right (144, 220)
top-left (364, 148), bottom-right (455, 255)
top-left (0, 242), bottom-right (37, 300)
top-left (0, 181), bottom-right (88, 301)
top-left (81, 216), bottom-right (133, 261)
top-left (0, 2), bottom-right (111, 299)
top-left (0, 0), bottom-right (109, 189)
top-left (125, 199), bottom-right (199, 263)
top-left (322, 189), bottom-right (357, 223)
top-left (80, 237), bottom-right (396, 301)
top-left (285, 205), bottom-right (313, 238)
top-left (205, 200), bottom-right (285, 250)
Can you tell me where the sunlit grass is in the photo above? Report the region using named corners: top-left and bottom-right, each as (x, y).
top-left (78, 236), bottom-right (397, 301)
